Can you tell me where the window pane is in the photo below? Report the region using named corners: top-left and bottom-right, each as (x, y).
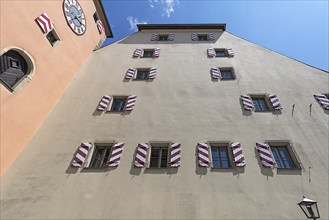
top-left (160, 148), bottom-right (168, 168)
top-left (111, 99), bottom-right (125, 111)
top-left (215, 50), bottom-right (226, 57)
top-left (271, 148), bottom-right (283, 168)
top-left (143, 50), bottom-right (154, 58)
top-left (198, 35), bottom-right (208, 41)
top-left (90, 148), bottom-right (105, 168)
top-left (221, 70), bottom-right (233, 79)
top-left (211, 147), bottom-right (220, 168)
top-left (136, 71), bottom-right (149, 80)
top-left (278, 147), bottom-right (294, 168)
top-left (150, 148), bottom-right (160, 168)
top-left (253, 98), bottom-right (268, 111)
top-left (219, 147), bottom-right (230, 168)
top-left (159, 35), bottom-right (168, 41)
top-left (102, 148), bottom-right (112, 167)
top-left (258, 99), bottom-right (268, 111)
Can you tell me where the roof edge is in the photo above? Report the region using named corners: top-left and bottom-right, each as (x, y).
top-left (93, 0), bottom-right (113, 38)
top-left (138, 24), bottom-right (226, 31)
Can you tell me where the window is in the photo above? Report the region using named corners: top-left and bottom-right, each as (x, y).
top-left (89, 143), bottom-right (112, 168)
top-left (215, 49), bottom-right (227, 57)
top-left (198, 34), bottom-right (208, 41)
top-left (158, 35), bottom-right (169, 41)
top-left (110, 97), bottom-right (126, 112)
top-left (0, 49), bottom-right (32, 91)
top-left (266, 141), bottom-right (300, 169)
top-left (46, 29), bottom-right (61, 47)
top-left (252, 97), bottom-right (269, 112)
top-left (211, 144), bottom-right (231, 168)
top-left (271, 146), bottom-right (295, 169)
top-left (93, 12), bottom-right (99, 23)
top-left (142, 50), bottom-right (154, 58)
top-left (135, 69), bottom-right (149, 80)
top-left (220, 68), bottom-right (235, 80)
top-left (149, 144), bottom-right (169, 168)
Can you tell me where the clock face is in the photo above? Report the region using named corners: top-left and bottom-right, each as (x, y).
top-left (63, 0), bottom-right (86, 35)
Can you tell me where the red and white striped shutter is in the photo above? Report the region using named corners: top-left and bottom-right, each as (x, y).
top-left (151, 33), bottom-right (159, 41)
top-left (134, 143), bottom-right (149, 167)
top-left (207, 48), bottom-right (216, 57)
top-left (197, 143), bottom-right (210, 167)
top-left (107, 142), bottom-right (125, 167)
top-left (96, 20), bottom-right (105, 34)
top-left (97, 95), bottom-right (111, 111)
top-left (268, 94), bottom-right (282, 110)
top-left (125, 95), bottom-right (137, 111)
top-left (191, 33), bottom-right (198, 41)
top-left (72, 142), bottom-right (93, 167)
top-left (125, 68), bottom-right (136, 79)
top-left (256, 142), bottom-right (276, 168)
top-left (314, 94), bottom-right (329, 110)
top-left (153, 48), bottom-right (161, 57)
top-left (168, 33), bottom-right (175, 41)
top-left (170, 143), bottom-right (181, 167)
top-left (227, 48), bottom-right (234, 57)
top-left (207, 33), bottom-right (215, 41)
top-left (148, 68), bottom-right (157, 79)
top-left (211, 68), bottom-right (220, 80)
top-left (230, 142), bottom-right (246, 167)
top-left (241, 95), bottom-right (254, 110)
top-left (133, 48), bottom-right (143, 58)
top-left (36, 13), bottom-right (54, 33)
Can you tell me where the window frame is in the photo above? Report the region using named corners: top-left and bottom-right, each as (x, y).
top-left (108, 96), bottom-right (128, 112)
top-left (158, 34), bottom-right (169, 41)
top-left (266, 140), bottom-right (302, 170)
top-left (215, 49), bottom-right (228, 57)
top-left (46, 28), bottom-right (61, 47)
top-left (197, 34), bottom-right (208, 41)
top-left (147, 142), bottom-right (171, 169)
top-left (84, 140), bottom-right (115, 169)
top-left (219, 67), bottom-right (236, 80)
top-left (133, 68), bottom-right (151, 81)
top-left (250, 94), bottom-right (272, 112)
top-left (142, 49), bottom-right (155, 58)
top-left (0, 47), bottom-right (36, 93)
top-left (209, 141), bottom-right (233, 169)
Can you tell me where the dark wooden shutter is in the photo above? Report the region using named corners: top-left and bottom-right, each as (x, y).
top-left (0, 50), bottom-right (28, 88)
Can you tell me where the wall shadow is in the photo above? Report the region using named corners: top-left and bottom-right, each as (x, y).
top-left (65, 146), bottom-right (81, 174)
top-left (129, 147), bottom-right (142, 176)
top-left (240, 99), bottom-right (252, 116)
top-left (277, 168), bottom-right (302, 175)
top-left (92, 108), bottom-right (102, 116)
top-left (195, 147), bottom-right (208, 177)
top-left (272, 109), bottom-right (282, 116)
top-left (233, 166), bottom-right (245, 176)
top-left (254, 148), bottom-right (274, 177)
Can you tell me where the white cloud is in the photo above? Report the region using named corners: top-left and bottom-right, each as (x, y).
top-left (127, 16), bottom-right (147, 31)
top-left (149, 0), bottom-right (179, 18)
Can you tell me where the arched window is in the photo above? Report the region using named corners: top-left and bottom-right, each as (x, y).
top-left (0, 47), bottom-right (35, 92)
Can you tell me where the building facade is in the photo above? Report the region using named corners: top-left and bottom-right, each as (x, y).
top-left (0, 0), bottom-right (113, 175)
top-left (1, 24), bottom-right (328, 219)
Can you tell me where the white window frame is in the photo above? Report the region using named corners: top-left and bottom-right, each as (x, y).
top-left (208, 141), bottom-right (233, 169)
top-left (147, 141), bottom-right (172, 169)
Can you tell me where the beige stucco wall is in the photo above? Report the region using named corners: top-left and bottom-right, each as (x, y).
top-left (1, 29), bottom-right (328, 219)
top-left (0, 0), bottom-right (106, 175)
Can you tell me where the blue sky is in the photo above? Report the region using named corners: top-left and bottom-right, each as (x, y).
top-left (102, 0), bottom-right (329, 71)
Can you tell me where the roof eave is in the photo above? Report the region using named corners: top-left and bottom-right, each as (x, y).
top-left (137, 24), bottom-right (226, 31)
